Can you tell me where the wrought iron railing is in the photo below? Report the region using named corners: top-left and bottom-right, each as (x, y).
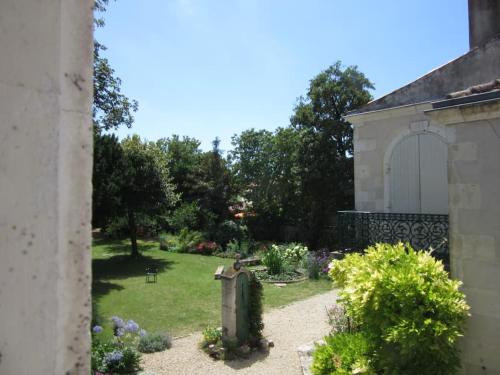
top-left (337, 211), bottom-right (449, 264)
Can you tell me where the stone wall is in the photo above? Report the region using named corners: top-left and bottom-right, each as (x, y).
top-left (349, 103), bottom-right (450, 213)
top-left (427, 99), bottom-right (500, 374)
top-left (0, 0), bottom-right (94, 373)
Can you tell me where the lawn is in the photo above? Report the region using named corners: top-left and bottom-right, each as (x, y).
top-left (92, 238), bottom-right (332, 337)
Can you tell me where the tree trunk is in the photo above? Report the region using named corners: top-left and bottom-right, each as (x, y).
top-left (128, 209), bottom-right (139, 258)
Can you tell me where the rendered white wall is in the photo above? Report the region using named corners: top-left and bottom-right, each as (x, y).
top-left (0, 0), bottom-right (94, 373)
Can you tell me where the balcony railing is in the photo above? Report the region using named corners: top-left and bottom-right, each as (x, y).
top-left (337, 211), bottom-right (449, 264)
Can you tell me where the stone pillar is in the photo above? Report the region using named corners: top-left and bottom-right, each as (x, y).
top-left (0, 0), bottom-right (94, 374)
top-left (215, 265), bottom-right (251, 345)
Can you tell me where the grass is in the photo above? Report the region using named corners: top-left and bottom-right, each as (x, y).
top-left (92, 238), bottom-right (332, 337)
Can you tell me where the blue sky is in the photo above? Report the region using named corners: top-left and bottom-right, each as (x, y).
top-left (96, 0), bottom-right (469, 151)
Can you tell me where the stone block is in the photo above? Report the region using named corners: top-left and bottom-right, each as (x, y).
top-left (449, 184), bottom-right (481, 209)
top-left (449, 142), bottom-right (478, 161)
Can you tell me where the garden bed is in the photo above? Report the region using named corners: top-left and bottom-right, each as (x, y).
top-left (254, 269), bottom-right (308, 283)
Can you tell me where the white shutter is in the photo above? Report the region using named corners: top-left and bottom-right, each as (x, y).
top-left (389, 133), bottom-right (448, 214)
top-left (390, 135), bottom-right (420, 213)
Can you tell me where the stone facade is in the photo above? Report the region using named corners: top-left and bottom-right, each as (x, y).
top-left (0, 0), bottom-right (94, 373)
top-left (427, 98), bottom-right (500, 375)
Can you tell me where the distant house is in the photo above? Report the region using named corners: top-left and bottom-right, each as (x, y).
top-left (342, 1), bottom-right (500, 373)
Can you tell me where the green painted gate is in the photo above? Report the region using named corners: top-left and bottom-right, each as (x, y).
top-left (235, 272), bottom-right (249, 344)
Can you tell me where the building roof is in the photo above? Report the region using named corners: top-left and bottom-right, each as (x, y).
top-left (349, 36), bottom-right (500, 116)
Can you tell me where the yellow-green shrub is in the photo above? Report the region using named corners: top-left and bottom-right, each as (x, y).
top-left (329, 243), bottom-right (469, 375)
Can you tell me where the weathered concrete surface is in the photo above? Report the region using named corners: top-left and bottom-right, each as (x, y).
top-left (427, 100), bottom-right (500, 374)
top-left (0, 0), bottom-right (94, 374)
top-left (469, 0), bottom-right (500, 49)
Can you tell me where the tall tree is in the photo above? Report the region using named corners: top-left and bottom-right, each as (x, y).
top-left (92, 0), bottom-right (140, 231)
top-left (120, 136), bottom-right (178, 257)
top-left (93, 0), bottom-right (138, 132)
top-left (291, 61), bottom-right (374, 247)
top-left (199, 138), bottom-right (234, 229)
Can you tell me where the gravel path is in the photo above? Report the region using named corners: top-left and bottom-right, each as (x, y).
top-left (141, 290), bottom-right (338, 375)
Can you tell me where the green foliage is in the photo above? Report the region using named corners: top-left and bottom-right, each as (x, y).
top-left (326, 305), bottom-right (358, 334)
top-left (168, 201), bottom-right (201, 232)
top-left (248, 273), bottom-right (264, 344)
top-left (290, 62), bottom-right (374, 248)
top-left (306, 253), bottom-right (321, 280)
top-left (261, 246), bottom-right (284, 275)
top-left (329, 243), bottom-right (469, 375)
top-left (278, 243), bottom-right (309, 266)
top-left (105, 346), bottom-right (142, 374)
top-left (92, 133), bottom-right (126, 229)
top-left (137, 332), bottom-right (172, 353)
top-left (311, 333), bottom-right (373, 375)
top-left (120, 135), bottom-right (179, 256)
top-left (158, 232), bottom-right (169, 250)
top-left (166, 228), bottom-right (204, 253)
top-left (202, 326), bottom-right (222, 345)
top-left (214, 220), bottom-right (248, 247)
top-left (93, 1), bottom-right (138, 132)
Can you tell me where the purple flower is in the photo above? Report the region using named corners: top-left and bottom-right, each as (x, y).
top-left (138, 329), bottom-right (147, 337)
top-left (92, 325), bottom-right (103, 334)
top-left (115, 327), bottom-right (125, 337)
top-left (111, 316), bottom-right (124, 329)
top-left (104, 350), bottom-right (123, 363)
top-left (125, 319), bottom-right (139, 333)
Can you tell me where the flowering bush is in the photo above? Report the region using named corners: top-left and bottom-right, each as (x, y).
top-left (91, 316), bottom-right (143, 374)
top-left (275, 243), bottom-right (307, 265)
top-left (306, 249), bottom-right (335, 279)
top-left (194, 241), bottom-right (219, 255)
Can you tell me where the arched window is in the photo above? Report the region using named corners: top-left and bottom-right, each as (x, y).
top-left (389, 133), bottom-right (448, 214)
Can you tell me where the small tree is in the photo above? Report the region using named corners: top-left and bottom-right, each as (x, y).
top-left (120, 135), bottom-right (178, 257)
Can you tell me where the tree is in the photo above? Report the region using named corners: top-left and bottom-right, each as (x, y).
top-left (92, 133), bottom-right (125, 229)
top-left (156, 135), bottom-right (204, 203)
top-left (290, 61), bottom-right (374, 247)
top-left (92, 0), bottom-right (141, 241)
top-left (198, 138), bottom-right (235, 232)
top-left (120, 136), bottom-right (178, 257)
top-left (230, 128), bottom-right (301, 239)
top-left (93, 0), bottom-right (138, 132)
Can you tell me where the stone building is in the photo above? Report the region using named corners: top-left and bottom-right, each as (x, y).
top-left (345, 1), bottom-right (500, 373)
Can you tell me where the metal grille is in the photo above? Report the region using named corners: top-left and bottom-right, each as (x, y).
top-left (337, 210), bottom-right (449, 263)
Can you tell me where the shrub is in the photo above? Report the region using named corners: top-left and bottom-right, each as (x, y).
top-left (279, 243), bottom-right (308, 266)
top-left (137, 332), bottom-right (172, 353)
top-left (311, 332), bottom-right (373, 375)
top-left (248, 272), bottom-right (264, 344)
top-left (306, 253), bottom-right (321, 279)
top-left (329, 242), bottom-right (469, 375)
top-left (164, 228), bottom-right (204, 253)
top-left (103, 346), bottom-right (141, 374)
top-left (195, 241), bottom-right (219, 255)
top-left (214, 220), bottom-right (247, 247)
top-left (91, 317), bottom-right (143, 374)
top-left (159, 232), bottom-right (170, 250)
top-left (168, 202), bottom-right (200, 232)
top-left (326, 305), bottom-right (358, 334)
top-left (261, 245), bottom-right (283, 275)
top-left (202, 326), bottom-right (222, 345)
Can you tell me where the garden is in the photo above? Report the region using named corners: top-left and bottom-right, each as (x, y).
top-left (91, 236), bottom-right (333, 373)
